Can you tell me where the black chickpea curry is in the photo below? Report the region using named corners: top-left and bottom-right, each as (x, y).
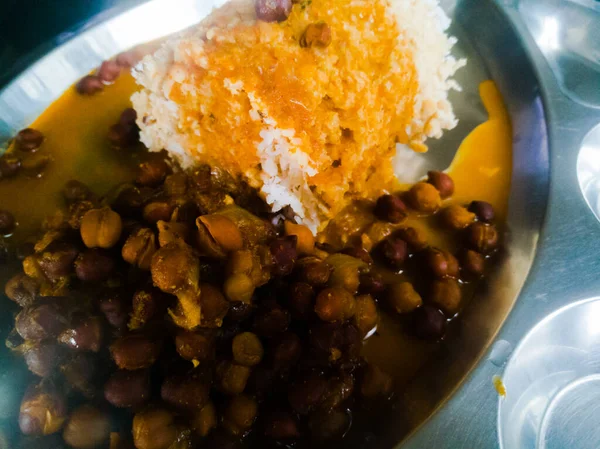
top-left (0, 0), bottom-right (512, 448)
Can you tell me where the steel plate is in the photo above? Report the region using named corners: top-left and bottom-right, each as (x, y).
top-left (2, 0), bottom-right (598, 447)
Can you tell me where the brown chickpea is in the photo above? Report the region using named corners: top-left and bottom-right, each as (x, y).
top-left (63, 405), bottom-right (110, 449)
top-left (224, 273), bottom-right (255, 303)
top-left (98, 59), bottom-right (121, 83)
top-left (223, 395), bottom-right (258, 436)
top-left (132, 408), bottom-right (177, 449)
top-left (19, 382), bottom-right (67, 436)
top-left (22, 255), bottom-right (45, 281)
top-left (315, 287), bottom-right (356, 322)
top-left (151, 243), bottom-right (199, 295)
top-left (198, 284), bottom-right (230, 328)
top-left (255, 0), bottom-right (293, 22)
top-left (191, 402), bottom-right (217, 438)
top-left (5, 272), bottom-right (39, 307)
top-left (396, 227), bottom-right (428, 251)
top-left (15, 303), bottom-right (67, 340)
top-left (104, 369), bottom-right (150, 408)
top-left (374, 194), bottom-right (408, 223)
top-left (175, 329), bottom-right (214, 361)
top-left (300, 22), bottom-right (332, 48)
top-left (122, 228), bottom-right (157, 270)
top-left (406, 182), bottom-right (442, 214)
top-left (110, 334), bottom-right (161, 370)
top-left (288, 375), bottom-right (327, 414)
top-left (359, 364), bottom-right (393, 399)
top-left (58, 316), bottom-right (103, 352)
top-left (161, 373), bottom-right (210, 411)
top-left (440, 204), bottom-right (476, 230)
top-left (217, 361), bottom-right (252, 395)
top-left (143, 202), bottom-right (175, 224)
top-left (0, 209), bottom-right (16, 234)
top-left (430, 278), bottom-right (462, 316)
top-left (106, 184), bottom-right (145, 215)
top-left (24, 342), bottom-right (62, 377)
top-left (427, 170), bottom-right (455, 198)
top-left (135, 159), bottom-right (170, 187)
top-left (354, 294), bottom-right (378, 337)
top-left (80, 207), bottom-right (122, 249)
top-left (15, 128), bottom-right (44, 152)
top-left (466, 222), bottom-right (499, 254)
top-left (264, 411), bottom-right (300, 440)
top-left (76, 75), bottom-right (104, 95)
top-left (232, 332), bottom-right (264, 367)
top-left (424, 248), bottom-right (459, 279)
top-left (326, 254), bottom-right (364, 294)
top-left (164, 172), bottom-right (188, 197)
top-left (37, 243), bottom-right (79, 281)
top-left (387, 282), bottom-right (422, 314)
top-left (460, 249), bottom-right (486, 277)
top-left (74, 249), bottom-right (115, 282)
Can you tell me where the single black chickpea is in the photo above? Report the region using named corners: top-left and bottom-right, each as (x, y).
top-left (426, 170), bottom-right (454, 198)
top-left (374, 194), bottom-right (408, 223)
top-left (430, 278), bottom-right (462, 316)
top-left (315, 287), bottom-right (356, 322)
top-left (387, 282), bottom-right (422, 314)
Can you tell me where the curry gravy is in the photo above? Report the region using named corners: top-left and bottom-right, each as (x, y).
top-left (0, 74), bottom-right (512, 388)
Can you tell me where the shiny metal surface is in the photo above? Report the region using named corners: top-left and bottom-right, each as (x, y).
top-left (498, 296), bottom-right (600, 449)
top-left (0, 0), bottom-right (597, 447)
top-left (517, 0), bottom-right (600, 108)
